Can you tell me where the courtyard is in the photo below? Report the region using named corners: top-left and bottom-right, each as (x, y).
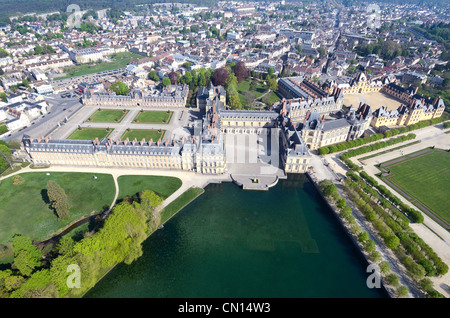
top-left (343, 91), bottom-right (407, 111)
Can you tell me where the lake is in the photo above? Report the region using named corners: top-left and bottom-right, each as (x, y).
top-left (85, 174), bottom-right (387, 298)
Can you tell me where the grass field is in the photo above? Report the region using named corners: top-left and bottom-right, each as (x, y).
top-left (133, 111), bottom-right (173, 124)
top-left (0, 172), bottom-right (116, 244)
top-left (117, 175), bottom-right (182, 201)
top-left (121, 129), bottom-right (165, 142)
top-left (55, 52), bottom-right (146, 80)
top-left (378, 148), bottom-right (450, 226)
top-left (68, 128), bottom-right (112, 140)
top-left (88, 109), bottom-right (128, 123)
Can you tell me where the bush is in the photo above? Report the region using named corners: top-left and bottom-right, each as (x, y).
top-left (385, 273), bottom-right (399, 286)
top-left (364, 240), bottom-right (376, 253)
top-left (12, 175), bottom-right (24, 186)
top-left (369, 250), bottom-right (382, 262)
top-left (318, 146), bottom-right (329, 155)
top-left (396, 285), bottom-right (409, 297)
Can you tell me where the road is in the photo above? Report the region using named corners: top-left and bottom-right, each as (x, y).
top-left (3, 94), bottom-right (83, 143)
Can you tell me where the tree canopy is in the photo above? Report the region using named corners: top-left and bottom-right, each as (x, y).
top-left (109, 81), bottom-right (129, 96)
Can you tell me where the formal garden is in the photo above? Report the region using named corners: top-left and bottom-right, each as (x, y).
top-left (132, 110), bottom-right (173, 124)
top-left (68, 127), bottom-right (113, 140)
top-left (121, 129), bottom-right (165, 142)
top-left (87, 109), bottom-right (129, 123)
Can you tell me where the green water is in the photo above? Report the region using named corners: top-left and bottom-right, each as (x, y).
top-left (85, 174), bottom-right (387, 298)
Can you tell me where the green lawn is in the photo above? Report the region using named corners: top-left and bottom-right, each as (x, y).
top-left (133, 111), bottom-right (173, 124)
top-left (0, 172), bottom-right (116, 244)
top-left (121, 129), bottom-right (165, 142)
top-left (88, 109), bottom-right (128, 123)
top-left (379, 149), bottom-right (450, 226)
top-left (55, 52), bottom-right (146, 80)
top-left (237, 79), bottom-right (268, 106)
top-left (160, 187), bottom-right (204, 224)
top-left (117, 175), bottom-right (182, 201)
top-left (68, 128), bottom-right (112, 140)
top-left (258, 91), bottom-right (281, 105)
top-left (236, 78), bottom-right (280, 107)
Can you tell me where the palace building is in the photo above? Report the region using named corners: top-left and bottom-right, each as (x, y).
top-left (338, 72), bottom-right (392, 95)
top-left (370, 83), bottom-right (445, 128)
top-left (82, 84), bottom-right (189, 108)
top-left (22, 81), bottom-right (315, 175)
top-left (275, 76), bottom-right (345, 122)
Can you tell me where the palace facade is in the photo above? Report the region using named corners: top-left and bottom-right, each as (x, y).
top-left (82, 84), bottom-right (189, 108)
top-left (276, 76), bottom-right (345, 122)
top-left (371, 83), bottom-right (445, 128)
top-left (338, 72), bottom-right (392, 95)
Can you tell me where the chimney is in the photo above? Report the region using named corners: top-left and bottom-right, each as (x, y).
top-left (132, 138), bottom-right (137, 146)
top-left (157, 139), bottom-right (161, 146)
top-left (124, 138), bottom-right (129, 145)
top-left (140, 138), bottom-right (145, 146)
top-left (149, 138), bottom-right (153, 145)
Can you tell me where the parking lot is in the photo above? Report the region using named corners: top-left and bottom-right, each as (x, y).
top-left (3, 93), bottom-right (83, 143)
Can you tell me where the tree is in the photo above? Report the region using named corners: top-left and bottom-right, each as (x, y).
top-left (139, 190), bottom-right (163, 213)
top-left (357, 231), bottom-right (369, 243)
top-left (385, 273), bottom-right (399, 286)
top-left (12, 235), bottom-right (42, 277)
top-left (234, 60), bottom-right (249, 83)
top-left (379, 261), bottom-right (390, 275)
top-left (110, 81), bottom-right (129, 96)
top-left (47, 180), bottom-right (70, 221)
top-left (212, 68), bottom-right (229, 87)
top-left (0, 144), bottom-right (13, 172)
top-left (56, 236), bottom-right (75, 257)
top-left (267, 67), bottom-right (274, 78)
top-left (396, 285), bottom-right (409, 298)
top-left (336, 198), bottom-right (346, 209)
top-left (225, 73), bottom-right (238, 90)
top-left (168, 71), bottom-right (178, 85)
top-left (0, 48), bottom-right (9, 58)
top-left (148, 70), bottom-right (160, 81)
top-left (268, 78), bottom-right (278, 91)
top-left (228, 94), bottom-right (242, 110)
top-left (162, 77), bottom-right (171, 86)
top-left (385, 234), bottom-right (400, 250)
top-left (183, 71), bottom-right (192, 84)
